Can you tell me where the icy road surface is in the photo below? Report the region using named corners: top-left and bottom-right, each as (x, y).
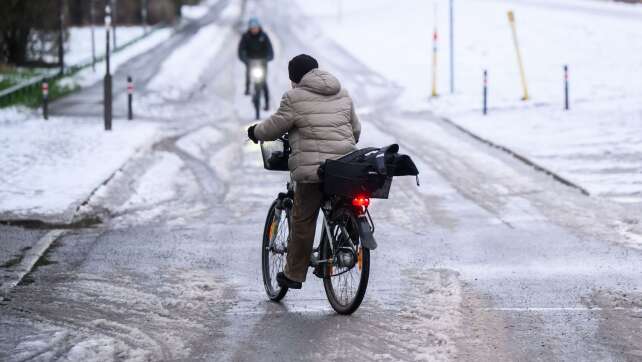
top-left (1, 0), bottom-right (641, 361)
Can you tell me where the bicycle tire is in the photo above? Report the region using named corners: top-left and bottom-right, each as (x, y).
top-left (322, 207), bottom-right (370, 314)
top-left (253, 84), bottom-right (261, 120)
top-left (261, 200), bottom-right (289, 301)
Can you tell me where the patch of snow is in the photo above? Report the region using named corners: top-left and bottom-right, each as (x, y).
top-left (11, 330), bottom-right (70, 361)
top-left (220, 0), bottom-right (243, 20)
top-left (295, 0), bottom-right (642, 204)
top-left (120, 152), bottom-right (184, 209)
top-left (208, 142), bottom-right (238, 182)
top-left (396, 269), bottom-right (463, 360)
top-left (453, 99), bottom-right (642, 203)
top-left (0, 106), bottom-right (33, 125)
top-left (181, 4), bottom-right (210, 20)
top-left (0, 117), bottom-right (159, 220)
top-left (176, 126), bottom-right (224, 160)
top-left (65, 336), bottom-right (149, 362)
top-left (109, 149), bottom-right (207, 225)
top-left (60, 28), bottom-right (173, 89)
top-left (147, 24), bottom-right (230, 100)
top-left (65, 26), bottom-right (147, 66)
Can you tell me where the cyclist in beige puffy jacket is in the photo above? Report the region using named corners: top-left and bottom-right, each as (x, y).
top-left (247, 54), bottom-right (361, 288)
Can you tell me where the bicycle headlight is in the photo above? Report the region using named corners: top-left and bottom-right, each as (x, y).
top-left (250, 67), bottom-right (265, 81)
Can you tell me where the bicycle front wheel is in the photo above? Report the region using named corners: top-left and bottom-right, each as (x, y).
top-left (261, 200), bottom-right (289, 301)
top-left (323, 207), bottom-right (370, 315)
top-left (253, 84), bottom-right (261, 120)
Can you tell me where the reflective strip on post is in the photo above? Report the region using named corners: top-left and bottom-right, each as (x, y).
top-left (42, 82), bottom-right (49, 97)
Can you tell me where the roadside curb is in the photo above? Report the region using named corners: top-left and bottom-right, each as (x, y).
top-left (0, 132), bottom-right (160, 299)
top-left (0, 146), bottom-right (139, 299)
top-left (0, 229), bottom-right (66, 300)
top-left (439, 116), bottom-right (591, 196)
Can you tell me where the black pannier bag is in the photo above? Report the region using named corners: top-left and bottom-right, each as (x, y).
top-left (318, 144), bottom-right (419, 199)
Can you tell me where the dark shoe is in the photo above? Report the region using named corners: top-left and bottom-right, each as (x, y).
top-left (244, 88), bottom-right (250, 96)
top-left (263, 104), bottom-right (269, 111)
top-left (277, 272), bottom-right (302, 289)
top-left (313, 264), bottom-right (325, 279)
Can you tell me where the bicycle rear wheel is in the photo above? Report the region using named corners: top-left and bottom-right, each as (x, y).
top-left (262, 200), bottom-right (289, 301)
top-left (322, 207), bottom-right (370, 314)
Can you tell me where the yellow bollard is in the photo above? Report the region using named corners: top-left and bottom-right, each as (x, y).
top-left (507, 10), bottom-right (529, 101)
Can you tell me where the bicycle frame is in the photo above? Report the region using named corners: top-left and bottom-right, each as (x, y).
top-left (314, 196), bottom-right (376, 270)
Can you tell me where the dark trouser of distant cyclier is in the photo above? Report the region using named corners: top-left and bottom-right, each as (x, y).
top-left (245, 63), bottom-right (270, 108)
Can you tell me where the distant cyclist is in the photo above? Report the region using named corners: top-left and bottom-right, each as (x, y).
top-left (238, 17), bottom-right (274, 110)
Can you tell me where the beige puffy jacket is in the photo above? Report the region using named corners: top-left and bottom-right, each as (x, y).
top-left (254, 69), bottom-right (361, 183)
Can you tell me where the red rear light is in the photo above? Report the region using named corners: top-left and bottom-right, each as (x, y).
top-left (352, 196), bottom-right (370, 208)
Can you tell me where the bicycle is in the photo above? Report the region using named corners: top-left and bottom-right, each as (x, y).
top-left (260, 136), bottom-right (418, 314)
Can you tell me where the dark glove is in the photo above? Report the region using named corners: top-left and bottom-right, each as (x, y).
top-left (247, 124), bottom-right (258, 144)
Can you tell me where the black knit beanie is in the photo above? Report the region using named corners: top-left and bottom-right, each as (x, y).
top-left (288, 54), bottom-right (318, 84)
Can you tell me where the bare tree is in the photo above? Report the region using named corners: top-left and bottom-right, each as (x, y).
top-left (0, 0), bottom-right (61, 66)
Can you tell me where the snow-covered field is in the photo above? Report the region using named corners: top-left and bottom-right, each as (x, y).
top-left (0, 25), bottom-right (175, 221)
top-left (0, 116), bottom-right (159, 221)
top-left (295, 0), bottom-right (642, 204)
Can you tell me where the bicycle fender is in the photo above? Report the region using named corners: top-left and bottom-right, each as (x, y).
top-left (357, 217), bottom-right (377, 250)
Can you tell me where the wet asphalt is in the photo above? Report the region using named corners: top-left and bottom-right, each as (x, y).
top-left (1, 0), bottom-right (642, 361)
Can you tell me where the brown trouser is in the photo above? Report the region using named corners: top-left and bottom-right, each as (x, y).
top-left (285, 182), bottom-right (323, 283)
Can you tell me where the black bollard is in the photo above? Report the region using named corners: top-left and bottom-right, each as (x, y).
top-left (483, 70), bottom-right (488, 115)
top-left (104, 4), bottom-right (113, 131)
top-left (564, 65), bottom-right (569, 111)
top-left (127, 76), bottom-right (133, 120)
top-left (42, 81), bottom-right (49, 120)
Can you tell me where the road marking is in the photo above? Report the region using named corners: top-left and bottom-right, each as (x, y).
top-left (482, 307), bottom-right (642, 312)
top-left (1, 229), bottom-right (66, 300)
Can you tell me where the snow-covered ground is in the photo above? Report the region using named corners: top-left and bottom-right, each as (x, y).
top-left (0, 23), bottom-right (177, 222)
top-left (455, 98), bottom-right (642, 203)
top-left (295, 0), bottom-right (642, 204)
top-left (0, 0), bottom-right (242, 223)
top-left (0, 25), bottom-right (175, 222)
top-left (0, 116), bottom-right (159, 221)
